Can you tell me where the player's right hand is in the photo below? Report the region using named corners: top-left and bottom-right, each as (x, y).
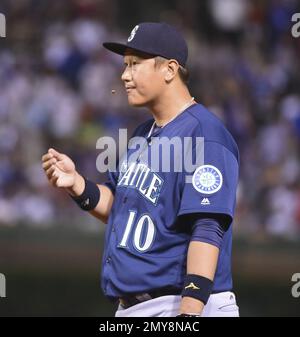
top-left (41, 148), bottom-right (77, 188)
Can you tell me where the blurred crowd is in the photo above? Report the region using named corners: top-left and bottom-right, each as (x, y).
top-left (0, 0), bottom-right (300, 239)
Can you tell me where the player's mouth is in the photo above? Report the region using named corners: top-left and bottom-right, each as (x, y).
top-left (125, 86), bottom-right (136, 93)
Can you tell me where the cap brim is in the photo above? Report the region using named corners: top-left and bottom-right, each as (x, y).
top-left (103, 42), bottom-right (156, 59)
top-left (103, 42), bottom-right (128, 56)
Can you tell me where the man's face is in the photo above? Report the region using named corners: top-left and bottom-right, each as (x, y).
top-left (121, 50), bottom-right (166, 107)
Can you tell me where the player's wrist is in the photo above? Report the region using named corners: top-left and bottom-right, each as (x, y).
top-left (69, 176), bottom-right (101, 211)
top-left (179, 296), bottom-right (204, 316)
top-left (66, 171), bottom-right (85, 196)
top-left (182, 274), bottom-right (213, 305)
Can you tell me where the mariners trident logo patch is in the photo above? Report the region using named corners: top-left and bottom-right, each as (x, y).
top-left (192, 165), bottom-right (223, 194)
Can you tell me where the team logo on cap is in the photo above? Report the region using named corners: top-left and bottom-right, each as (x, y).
top-left (192, 165), bottom-right (223, 194)
top-left (128, 25), bottom-right (139, 42)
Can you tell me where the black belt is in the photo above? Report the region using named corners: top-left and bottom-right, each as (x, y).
top-left (119, 287), bottom-right (182, 309)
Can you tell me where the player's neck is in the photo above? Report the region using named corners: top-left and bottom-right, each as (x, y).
top-left (149, 87), bottom-right (195, 127)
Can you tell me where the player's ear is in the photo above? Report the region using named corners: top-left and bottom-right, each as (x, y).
top-left (165, 59), bottom-right (180, 82)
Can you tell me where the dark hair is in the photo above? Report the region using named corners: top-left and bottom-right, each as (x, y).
top-left (154, 56), bottom-right (189, 85)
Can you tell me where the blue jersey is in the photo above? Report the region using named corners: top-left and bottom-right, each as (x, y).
top-left (102, 103), bottom-right (239, 299)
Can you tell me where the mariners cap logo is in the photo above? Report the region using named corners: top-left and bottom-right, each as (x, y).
top-left (192, 165), bottom-right (223, 194)
top-left (128, 25), bottom-right (139, 42)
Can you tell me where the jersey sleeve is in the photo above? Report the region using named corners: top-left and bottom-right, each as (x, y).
top-left (177, 141), bottom-right (239, 228)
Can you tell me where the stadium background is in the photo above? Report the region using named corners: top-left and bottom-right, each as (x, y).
top-left (0, 0), bottom-right (300, 316)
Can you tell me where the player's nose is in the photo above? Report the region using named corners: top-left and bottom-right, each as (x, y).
top-left (121, 66), bottom-right (132, 82)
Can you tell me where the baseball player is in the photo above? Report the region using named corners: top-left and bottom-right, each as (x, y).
top-left (42, 22), bottom-right (240, 317)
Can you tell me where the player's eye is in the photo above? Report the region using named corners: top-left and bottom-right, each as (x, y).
top-left (123, 59), bottom-right (139, 70)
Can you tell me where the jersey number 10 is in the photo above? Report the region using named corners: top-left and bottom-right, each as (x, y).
top-left (118, 210), bottom-right (156, 252)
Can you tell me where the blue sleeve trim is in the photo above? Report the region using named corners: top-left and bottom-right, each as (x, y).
top-left (191, 218), bottom-right (224, 249)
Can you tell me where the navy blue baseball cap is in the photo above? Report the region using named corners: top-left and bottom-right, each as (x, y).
top-left (103, 22), bottom-right (188, 67)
